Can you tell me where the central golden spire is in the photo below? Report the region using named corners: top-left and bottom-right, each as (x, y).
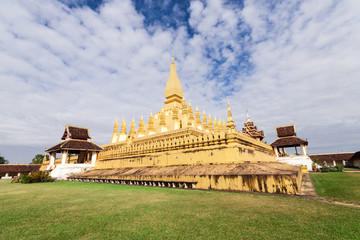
top-left (164, 56), bottom-right (184, 105)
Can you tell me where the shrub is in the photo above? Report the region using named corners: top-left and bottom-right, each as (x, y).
top-left (28, 171), bottom-right (54, 183)
top-left (19, 173), bottom-right (31, 183)
top-left (320, 167), bottom-right (329, 172)
top-left (336, 166), bottom-right (344, 172)
top-left (11, 176), bottom-right (19, 183)
top-left (320, 166), bottom-right (344, 172)
top-left (13, 171), bottom-right (54, 184)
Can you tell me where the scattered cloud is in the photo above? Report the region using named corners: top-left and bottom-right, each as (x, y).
top-left (0, 0), bottom-right (359, 163)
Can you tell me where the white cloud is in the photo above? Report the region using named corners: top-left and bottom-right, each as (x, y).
top-left (237, 0), bottom-right (360, 152)
top-left (0, 0), bottom-right (359, 163)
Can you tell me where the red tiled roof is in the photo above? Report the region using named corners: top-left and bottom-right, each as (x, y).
top-left (276, 125), bottom-right (296, 137)
top-left (47, 139), bottom-right (102, 153)
top-left (270, 136), bottom-right (307, 147)
top-left (0, 164), bottom-right (41, 176)
top-left (61, 125), bottom-right (91, 140)
top-left (309, 152), bottom-right (358, 162)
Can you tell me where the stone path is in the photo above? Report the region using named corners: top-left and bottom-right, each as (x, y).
top-left (300, 173), bottom-right (318, 197)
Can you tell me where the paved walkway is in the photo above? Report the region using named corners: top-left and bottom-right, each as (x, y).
top-left (300, 173), bottom-right (319, 198)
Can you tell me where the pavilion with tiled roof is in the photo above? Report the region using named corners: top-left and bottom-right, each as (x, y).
top-left (270, 125), bottom-right (308, 157)
top-left (270, 124), bottom-right (312, 171)
top-left (46, 124), bottom-right (102, 167)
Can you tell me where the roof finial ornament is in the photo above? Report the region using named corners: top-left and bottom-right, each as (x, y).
top-left (164, 53), bottom-right (184, 104)
top-left (246, 109), bottom-right (251, 122)
top-left (226, 101), bottom-right (236, 132)
top-left (172, 53), bottom-right (174, 64)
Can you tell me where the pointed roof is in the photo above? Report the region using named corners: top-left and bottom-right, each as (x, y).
top-left (270, 124), bottom-right (307, 147)
top-left (164, 56), bottom-right (184, 104)
top-left (242, 112), bottom-right (265, 141)
top-left (276, 125), bottom-right (296, 137)
top-left (47, 139), bottom-right (103, 153)
top-left (61, 124), bottom-right (91, 140)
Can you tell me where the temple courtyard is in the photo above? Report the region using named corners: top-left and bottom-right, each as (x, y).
top-left (1, 172), bottom-right (359, 240)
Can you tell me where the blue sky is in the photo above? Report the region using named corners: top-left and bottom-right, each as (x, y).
top-left (0, 0), bottom-right (359, 163)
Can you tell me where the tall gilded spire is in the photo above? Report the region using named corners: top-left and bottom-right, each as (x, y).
top-left (118, 117), bottom-right (127, 142)
top-left (164, 56), bottom-right (184, 104)
top-left (222, 118), bottom-right (227, 131)
top-left (188, 101), bottom-right (195, 122)
top-left (195, 106), bottom-right (202, 130)
top-left (120, 117), bottom-right (127, 135)
top-left (111, 118), bottom-right (119, 143)
top-left (214, 116), bottom-right (219, 133)
top-left (129, 116), bottom-right (136, 136)
top-left (138, 114), bottom-right (145, 137)
top-left (187, 102), bottom-right (195, 128)
top-left (148, 112), bottom-right (156, 135)
top-left (208, 114), bottom-right (214, 132)
top-left (202, 110), bottom-right (208, 131)
top-left (113, 118), bottom-right (119, 133)
top-left (218, 119), bottom-right (223, 131)
top-left (226, 101), bottom-right (236, 132)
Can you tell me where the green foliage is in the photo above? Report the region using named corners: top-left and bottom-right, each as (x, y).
top-left (320, 166), bottom-right (344, 172)
top-left (0, 153), bottom-right (9, 164)
top-left (31, 154), bottom-right (48, 164)
top-left (312, 158), bottom-right (321, 165)
top-left (0, 180), bottom-right (359, 239)
top-left (311, 172), bottom-right (360, 204)
top-left (12, 171), bottom-right (53, 184)
top-left (29, 171), bottom-right (54, 183)
top-left (19, 173), bottom-right (31, 183)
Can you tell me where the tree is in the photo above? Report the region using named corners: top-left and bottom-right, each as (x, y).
top-left (31, 154), bottom-right (48, 164)
top-left (0, 153), bottom-right (9, 164)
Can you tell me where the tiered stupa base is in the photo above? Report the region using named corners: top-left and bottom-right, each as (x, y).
top-left (71, 162), bottom-right (302, 195)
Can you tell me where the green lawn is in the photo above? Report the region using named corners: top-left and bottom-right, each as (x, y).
top-left (310, 172), bottom-right (360, 204)
top-left (0, 180), bottom-right (359, 240)
top-left (344, 167), bottom-right (360, 171)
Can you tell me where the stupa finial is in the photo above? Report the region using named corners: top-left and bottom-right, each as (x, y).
top-left (226, 101), bottom-right (236, 132)
top-left (164, 55), bottom-right (184, 104)
top-left (113, 118), bottom-right (119, 131)
top-left (246, 110), bottom-right (251, 122)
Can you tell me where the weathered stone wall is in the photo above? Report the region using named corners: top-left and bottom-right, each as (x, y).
top-left (74, 163), bottom-right (302, 195)
top-left (91, 174), bottom-right (301, 194)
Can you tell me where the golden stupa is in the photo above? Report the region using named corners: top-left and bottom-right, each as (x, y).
top-left (48, 57), bottom-right (303, 194)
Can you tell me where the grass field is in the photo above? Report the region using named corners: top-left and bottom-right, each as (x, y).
top-left (0, 180), bottom-right (359, 240)
top-left (344, 167), bottom-right (360, 171)
top-left (310, 172), bottom-right (360, 204)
